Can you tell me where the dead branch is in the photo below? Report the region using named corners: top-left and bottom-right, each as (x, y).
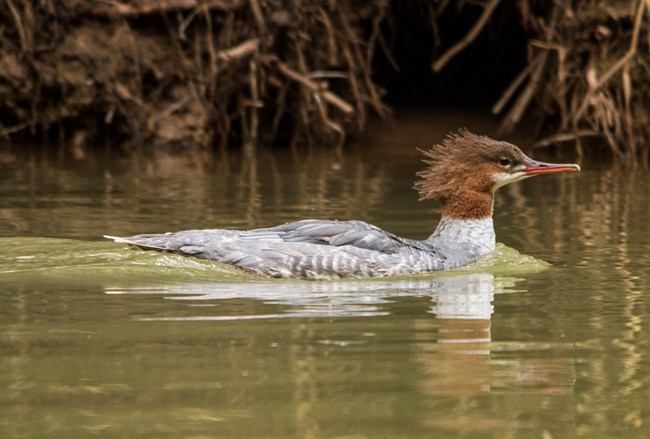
top-left (575, 0), bottom-right (646, 120)
top-left (0, 119), bottom-right (34, 138)
top-left (248, 0), bottom-right (266, 34)
top-left (336, 4), bottom-right (388, 120)
top-left (492, 58), bottom-right (537, 115)
top-left (497, 4), bottom-right (560, 134)
top-left (313, 93), bottom-right (346, 152)
top-left (275, 61), bottom-right (355, 115)
top-left (432, 0), bottom-right (501, 72)
top-left (532, 130), bottom-right (599, 148)
top-left (6, 0), bottom-right (27, 52)
top-left (89, 0), bottom-right (244, 17)
top-left (498, 51), bottom-right (549, 134)
top-left (217, 38), bottom-right (260, 62)
top-left (246, 57), bottom-right (260, 152)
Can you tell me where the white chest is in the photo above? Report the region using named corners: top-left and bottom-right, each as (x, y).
top-left (427, 217), bottom-right (496, 268)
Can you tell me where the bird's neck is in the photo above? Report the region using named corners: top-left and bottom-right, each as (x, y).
top-left (438, 190), bottom-right (494, 219)
top-left (427, 211), bottom-right (496, 269)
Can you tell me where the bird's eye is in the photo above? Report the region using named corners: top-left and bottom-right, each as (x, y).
top-left (498, 157), bottom-right (511, 166)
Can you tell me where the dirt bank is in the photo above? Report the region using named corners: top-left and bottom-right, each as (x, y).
top-left (1, 1), bottom-right (648, 160)
top-left (0, 0), bottom-right (388, 152)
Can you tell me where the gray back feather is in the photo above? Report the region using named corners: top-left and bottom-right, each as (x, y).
top-left (108, 220), bottom-right (444, 279)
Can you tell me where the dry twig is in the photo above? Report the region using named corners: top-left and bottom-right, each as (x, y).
top-left (574, 0), bottom-right (646, 120)
top-left (217, 38), bottom-right (261, 62)
top-left (89, 0), bottom-right (244, 17)
top-left (432, 0), bottom-right (501, 72)
top-left (275, 60), bottom-right (355, 115)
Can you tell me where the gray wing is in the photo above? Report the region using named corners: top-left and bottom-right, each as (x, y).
top-left (109, 220), bottom-right (421, 253)
top-left (105, 220), bottom-right (438, 278)
top-left (242, 219), bottom-right (420, 253)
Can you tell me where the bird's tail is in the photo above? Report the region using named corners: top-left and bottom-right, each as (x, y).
top-left (103, 235), bottom-right (168, 251)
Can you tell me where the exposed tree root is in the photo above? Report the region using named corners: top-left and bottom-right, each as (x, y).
top-left (0, 0), bottom-right (389, 151)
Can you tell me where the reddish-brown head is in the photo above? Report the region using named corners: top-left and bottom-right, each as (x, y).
top-left (415, 130), bottom-right (580, 218)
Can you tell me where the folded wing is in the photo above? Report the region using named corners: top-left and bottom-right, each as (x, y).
top-left (105, 220), bottom-right (436, 278)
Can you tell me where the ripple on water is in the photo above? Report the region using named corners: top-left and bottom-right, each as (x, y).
top-left (0, 237), bottom-right (552, 321)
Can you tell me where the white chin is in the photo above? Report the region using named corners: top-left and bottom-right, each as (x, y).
top-left (491, 172), bottom-right (529, 191)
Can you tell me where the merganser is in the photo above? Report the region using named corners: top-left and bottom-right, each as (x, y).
top-left (105, 130), bottom-right (579, 279)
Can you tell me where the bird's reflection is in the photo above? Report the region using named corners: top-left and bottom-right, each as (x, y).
top-left (106, 272), bottom-right (504, 396)
top-left (105, 271), bottom-right (575, 427)
top-left (104, 272), bottom-right (503, 321)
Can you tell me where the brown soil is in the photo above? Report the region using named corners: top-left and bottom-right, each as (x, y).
top-left (1, 1), bottom-right (648, 161)
top-left (0, 0), bottom-right (388, 152)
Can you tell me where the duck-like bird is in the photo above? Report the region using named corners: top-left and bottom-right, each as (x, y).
top-left (105, 130), bottom-right (579, 279)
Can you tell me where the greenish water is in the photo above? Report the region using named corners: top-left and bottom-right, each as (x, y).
top-left (1, 117), bottom-right (650, 438)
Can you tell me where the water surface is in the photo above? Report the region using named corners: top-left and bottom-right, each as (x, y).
top-left (1, 115), bottom-right (649, 438)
